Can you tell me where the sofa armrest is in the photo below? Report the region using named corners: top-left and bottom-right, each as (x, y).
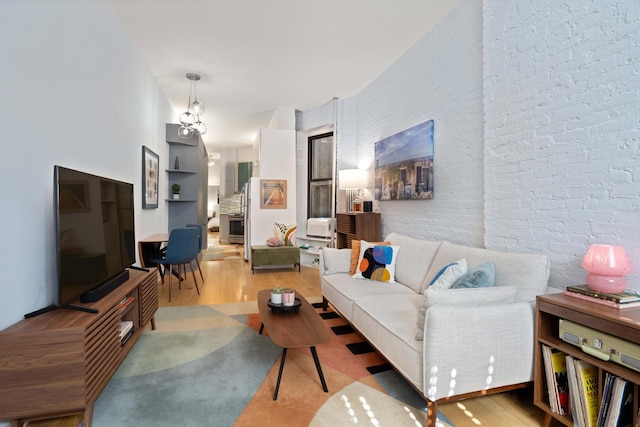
top-left (319, 248), bottom-right (352, 276)
top-left (422, 301), bottom-right (535, 401)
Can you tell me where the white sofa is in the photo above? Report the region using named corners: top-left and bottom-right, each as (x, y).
top-left (319, 232), bottom-right (550, 422)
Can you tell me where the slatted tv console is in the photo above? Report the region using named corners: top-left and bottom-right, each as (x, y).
top-left (0, 268), bottom-right (158, 427)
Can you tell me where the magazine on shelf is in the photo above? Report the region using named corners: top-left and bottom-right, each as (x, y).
top-left (541, 344), bottom-right (559, 414)
top-left (574, 358), bottom-right (598, 427)
top-left (566, 355), bottom-right (586, 427)
top-left (563, 290), bottom-right (640, 309)
top-left (596, 372), bottom-right (615, 427)
top-left (604, 377), bottom-right (633, 427)
top-left (551, 349), bottom-right (569, 415)
top-left (565, 285), bottom-right (640, 304)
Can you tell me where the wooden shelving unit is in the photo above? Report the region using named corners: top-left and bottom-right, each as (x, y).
top-left (534, 292), bottom-right (640, 427)
top-left (0, 269), bottom-right (158, 427)
top-left (335, 212), bottom-right (381, 249)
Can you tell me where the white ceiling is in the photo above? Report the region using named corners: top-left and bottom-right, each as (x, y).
top-left (111, 0), bottom-right (456, 153)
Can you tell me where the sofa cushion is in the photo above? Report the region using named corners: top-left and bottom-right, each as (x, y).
top-left (415, 286), bottom-right (519, 340)
top-left (428, 258), bottom-right (467, 290)
top-left (353, 242), bottom-right (399, 283)
top-left (322, 248), bottom-right (351, 275)
top-left (385, 233), bottom-right (442, 293)
top-left (421, 241), bottom-right (550, 301)
top-left (320, 273), bottom-right (414, 322)
top-left (451, 261), bottom-right (495, 289)
top-left (353, 294), bottom-right (424, 389)
top-left (349, 240), bottom-right (389, 275)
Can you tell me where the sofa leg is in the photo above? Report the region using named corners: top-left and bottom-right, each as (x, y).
top-left (426, 400), bottom-right (438, 427)
top-left (322, 296), bottom-right (328, 311)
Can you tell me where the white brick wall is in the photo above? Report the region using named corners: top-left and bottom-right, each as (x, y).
top-left (301, 0), bottom-right (640, 291)
top-left (339, 0), bottom-right (485, 246)
top-left (483, 0), bottom-right (640, 288)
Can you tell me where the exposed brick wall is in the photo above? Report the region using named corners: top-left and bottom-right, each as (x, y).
top-left (339, 0), bottom-right (485, 246)
top-left (483, 0), bottom-right (640, 288)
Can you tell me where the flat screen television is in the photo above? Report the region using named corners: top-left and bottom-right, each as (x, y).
top-left (54, 166), bottom-right (136, 308)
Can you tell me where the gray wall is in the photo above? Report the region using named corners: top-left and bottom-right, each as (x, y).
top-left (0, 0), bottom-right (175, 331)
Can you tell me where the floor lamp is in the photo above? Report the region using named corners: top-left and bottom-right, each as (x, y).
top-left (338, 169), bottom-right (367, 212)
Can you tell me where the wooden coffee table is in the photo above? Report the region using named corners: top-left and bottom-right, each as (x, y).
top-left (257, 289), bottom-right (331, 400)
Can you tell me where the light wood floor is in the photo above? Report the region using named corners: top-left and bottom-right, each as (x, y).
top-left (31, 232), bottom-right (560, 427)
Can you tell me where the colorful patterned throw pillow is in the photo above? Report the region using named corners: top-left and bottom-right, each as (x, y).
top-left (349, 240), bottom-right (390, 275)
top-left (353, 241), bottom-right (399, 282)
top-left (274, 223), bottom-right (296, 246)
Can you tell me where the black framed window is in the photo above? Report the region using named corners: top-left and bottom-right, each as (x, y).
top-left (308, 132), bottom-right (334, 218)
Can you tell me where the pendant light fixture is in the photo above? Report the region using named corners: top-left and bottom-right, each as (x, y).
top-left (178, 73), bottom-right (207, 139)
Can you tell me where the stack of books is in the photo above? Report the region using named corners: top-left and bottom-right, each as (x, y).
top-left (120, 320), bottom-right (134, 346)
top-left (563, 285), bottom-right (640, 309)
top-left (542, 345), bottom-right (636, 427)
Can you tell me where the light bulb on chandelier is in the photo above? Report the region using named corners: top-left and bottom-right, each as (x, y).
top-left (178, 73), bottom-right (207, 138)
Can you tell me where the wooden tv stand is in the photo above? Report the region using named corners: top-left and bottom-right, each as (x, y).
top-left (0, 268), bottom-right (158, 427)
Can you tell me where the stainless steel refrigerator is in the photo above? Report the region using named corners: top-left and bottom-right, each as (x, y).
top-left (242, 182), bottom-right (250, 260)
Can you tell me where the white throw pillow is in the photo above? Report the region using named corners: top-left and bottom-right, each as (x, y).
top-left (415, 286), bottom-right (519, 340)
top-left (352, 241), bottom-right (400, 283)
top-left (428, 258), bottom-right (468, 290)
top-left (321, 248), bottom-right (351, 275)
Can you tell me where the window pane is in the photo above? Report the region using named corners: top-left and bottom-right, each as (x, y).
top-left (309, 180), bottom-right (332, 218)
top-left (311, 135), bottom-right (334, 180)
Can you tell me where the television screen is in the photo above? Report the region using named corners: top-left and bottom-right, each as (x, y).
top-left (54, 166), bottom-right (135, 307)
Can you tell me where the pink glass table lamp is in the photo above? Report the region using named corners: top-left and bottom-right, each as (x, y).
top-left (581, 244), bottom-right (632, 294)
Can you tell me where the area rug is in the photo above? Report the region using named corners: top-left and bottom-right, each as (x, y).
top-left (202, 244), bottom-right (242, 261)
top-left (92, 303), bottom-right (454, 427)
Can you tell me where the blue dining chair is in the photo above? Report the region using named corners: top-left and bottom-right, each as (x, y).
top-left (152, 227), bottom-right (200, 302)
top-left (185, 223), bottom-right (205, 283)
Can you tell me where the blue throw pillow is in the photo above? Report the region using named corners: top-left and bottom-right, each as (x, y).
top-left (428, 262), bottom-right (458, 286)
top-left (451, 261), bottom-right (496, 289)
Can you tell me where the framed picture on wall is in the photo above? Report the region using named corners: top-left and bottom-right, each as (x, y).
top-left (142, 146), bottom-right (159, 209)
top-left (260, 179), bottom-right (287, 209)
top-left (374, 119), bottom-right (434, 201)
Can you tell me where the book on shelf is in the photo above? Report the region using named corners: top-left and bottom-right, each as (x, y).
top-left (574, 358), bottom-right (599, 427)
top-left (551, 348), bottom-right (570, 414)
top-left (596, 372), bottom-right (615, 427)
top-left (565, 285), bottom-right (640, 304)
top-left (119, 296), bottom-right (135, 313)
top-left (120, 320), bottom-right (134, 346)
top-left (604, 376), bottom-right (633, 427)
top-left (541, 344), bottom-right (559, 414)
top-left (566, 355), bottom-right (586, 427)
top-left (563, 290), bottom-right (640, 309)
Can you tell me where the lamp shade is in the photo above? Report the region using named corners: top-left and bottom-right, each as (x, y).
top-left (338, 169), bottom-right (367, 190)
top-left (582, 244), bottom-right (632, 293)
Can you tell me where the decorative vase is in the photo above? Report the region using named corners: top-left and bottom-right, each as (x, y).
top-left (283, 289), bottom-right (295, 306)
top-left (174, 156), bottom-right (180, 170)
top-left (173, 193), bottom-right (180, 200)
top-left (271, 292), bottom-right (282, 305)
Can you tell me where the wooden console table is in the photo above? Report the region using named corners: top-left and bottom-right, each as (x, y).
top-left (336, 212), bottom-right (381, 249)
top-left (0, 268), bottom-right (159, 427)
top-left (534, 292), bottom-right (640, 427)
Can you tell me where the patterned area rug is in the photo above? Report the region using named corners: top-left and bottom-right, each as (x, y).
top-left (92, 302), bottom-right (454, 427)
top-left (202, 244), bottom-right (242, 261)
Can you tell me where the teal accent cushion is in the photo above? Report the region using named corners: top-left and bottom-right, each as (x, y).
top-left (451, 261), bottom-right (495, 289)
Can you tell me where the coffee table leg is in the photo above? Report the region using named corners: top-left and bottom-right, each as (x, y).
top-left (259, 323), bottom-right (264, 334)
top-left (310, 346), bottom-right (328, 392)
top-left (273, 348), bottom-right (288, 400)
